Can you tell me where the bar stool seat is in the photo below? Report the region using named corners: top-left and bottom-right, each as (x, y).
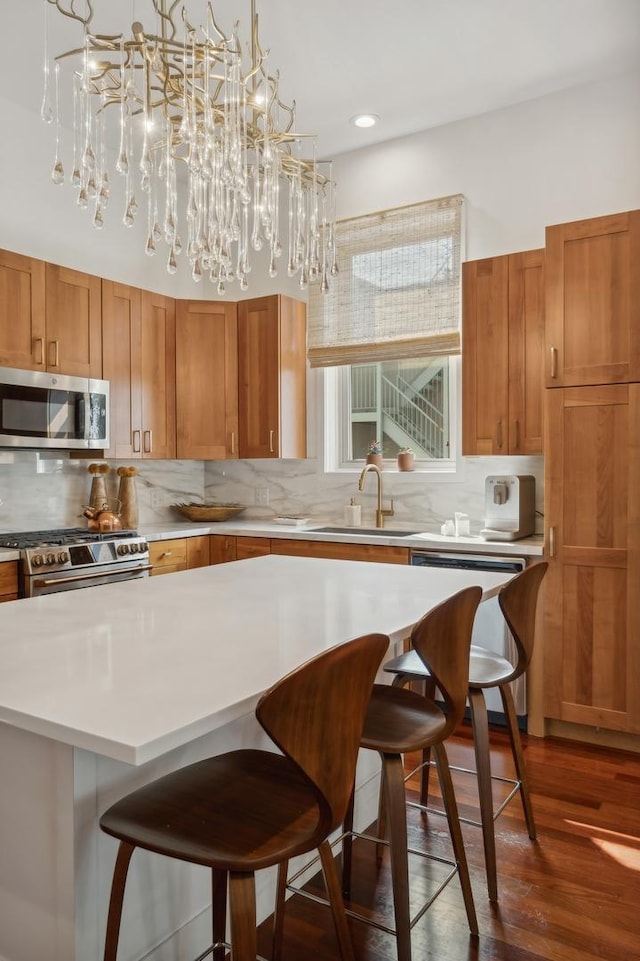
top-left (99, 631), bottom-right (389, 961)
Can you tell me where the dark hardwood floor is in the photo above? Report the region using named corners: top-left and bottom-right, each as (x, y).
top-left (257, 725), bottom-right (640, 961)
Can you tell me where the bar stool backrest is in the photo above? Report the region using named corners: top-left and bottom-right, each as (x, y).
top-left (410, 586), bottom-right (483, 733)
top-left (498, 562), bottom-right (548, 676)
top-left (256, 632), bottom-right (389, 833)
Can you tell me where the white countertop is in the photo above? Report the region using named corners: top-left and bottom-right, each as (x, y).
top-left (140, 519), bottom-right (545, 556)
top-left (0, 554), bottom-right (513, 765)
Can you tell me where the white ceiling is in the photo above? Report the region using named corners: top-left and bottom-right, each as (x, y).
top-left (3, 0), bottom-right (640, 157)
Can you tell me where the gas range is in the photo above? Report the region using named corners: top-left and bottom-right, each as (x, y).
top-left (0, 527), bottom-right (151, 598)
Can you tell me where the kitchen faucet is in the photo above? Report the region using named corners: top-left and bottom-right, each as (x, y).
top-left (358, 463), bottom-right (394, 528)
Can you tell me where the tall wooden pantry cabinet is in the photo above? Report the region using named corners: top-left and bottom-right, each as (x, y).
top-left (544, 210), bottom-right (640, 735)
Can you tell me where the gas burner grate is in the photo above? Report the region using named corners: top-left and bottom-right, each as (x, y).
top-left (0, 528), bottom-right (138, 550)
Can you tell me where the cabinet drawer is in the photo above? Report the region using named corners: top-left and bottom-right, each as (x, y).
top-left (149, 539), bottom-right (188, 575)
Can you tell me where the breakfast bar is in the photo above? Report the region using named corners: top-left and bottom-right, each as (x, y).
top-left (0, 554), bottom-right (513, 961)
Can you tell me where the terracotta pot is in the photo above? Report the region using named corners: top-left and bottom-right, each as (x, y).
top-left (397, 452), bottom-right (415, 472)
top-left (366, 453), bottom-right (383, 468)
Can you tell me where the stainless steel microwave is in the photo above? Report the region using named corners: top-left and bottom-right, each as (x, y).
top-left (0, 366), bottom-right (109, 450)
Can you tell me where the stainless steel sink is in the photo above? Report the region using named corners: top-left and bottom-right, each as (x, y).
top-left (309, 526), bottom-right (420, 537)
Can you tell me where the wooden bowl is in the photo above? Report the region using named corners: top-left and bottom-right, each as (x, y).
top-left (171, 503), bottom-right (246, 522)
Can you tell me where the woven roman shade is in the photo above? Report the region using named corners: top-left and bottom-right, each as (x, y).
top-left (308, 194), bottom-right (463, 368)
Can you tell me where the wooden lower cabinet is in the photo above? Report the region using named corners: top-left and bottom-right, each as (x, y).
top-left (544, 383), bottom-right (640, 733)
top-left (210, 535), bottom-right (410, 566)
top-left (236, 537), bottom-right (271, 560)
top-left (270, 539), bottom-right (410, 564)
top-left (0, 562), bottom-right (18, 603)
top-left (149, 537), bottom-right (209, 576)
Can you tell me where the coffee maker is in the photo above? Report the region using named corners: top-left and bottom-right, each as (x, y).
top-left (481, 475), bottom-right (536, 541)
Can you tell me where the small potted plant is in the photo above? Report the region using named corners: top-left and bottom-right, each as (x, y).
top-left (366, 439), bottom-right (383, 468)
top-left (397, 446), bottom-right (415, 471)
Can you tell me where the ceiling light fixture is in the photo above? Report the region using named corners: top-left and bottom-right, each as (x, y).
top-left (351, 114), bottom-right (379, 129)
top-left (40, 0), bottom-right (338, 294)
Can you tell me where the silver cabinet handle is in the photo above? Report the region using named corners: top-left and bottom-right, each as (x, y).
top-left (496, 421), bottom-right (503, 450)
top-left (550, 346), bottom-right (558, 379)
top-left (49, 340), bottom-right (60, 368)
top-left (269, 429), bottom-right (275, 453)
top-left (34, 338), bottom-right (44, 365)
top-left (230, 431), bottom-right (235, 455)
top-left (133, 430), bottom-right (141, 453)
top-left (143, 430), bottom-right (152, 453)
top-left (548, 526), bottom-right (556, 558)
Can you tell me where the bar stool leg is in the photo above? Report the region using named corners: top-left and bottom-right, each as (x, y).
top-left (468, 687), bottom-right (498, 902)
top-left (228, 871), bottom-right (257, 961)
top-left (433, 743), bottom-right (479, 935)
top-left (500, 685), bottom-right (536, 839)
top-left (382, 752), bottom-right (413, 961)
top-left (211, 868), bottom-right (227, 961)
top-left (103, 841), bottom-right (135, 961)
top-left (319, 840), bottom-right (357, 961)
top-left (342, 785), bottom-right (356, 896)
top-left (272, 862), bottom-right (288, 961)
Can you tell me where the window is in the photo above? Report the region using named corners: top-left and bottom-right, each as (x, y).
top-left (323, 357), bottom-right (458, 471)
top-left (310, 194), bottom-right (463, 471)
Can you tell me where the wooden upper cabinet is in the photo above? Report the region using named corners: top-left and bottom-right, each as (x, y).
top-left (0, 249), bottom-right (46, 370)
top-left (139, 290), bottom-right (176, 458)
top-left (102, 281), bottom-right (176, 459)
top-left (462, 249), bottom-right (544, 455)
top-left (544, 383), bottom-right (640, 734)
top-left (175, 300), bottom-right (238, 459)
top-left (545, 209), bottom-right (640, 387)
top-left (45, 263), bottom-right (102, 377)
top-left (237, 295), bottom-right (307, 459)
top-left (0, 252), bottom-right (100, 376)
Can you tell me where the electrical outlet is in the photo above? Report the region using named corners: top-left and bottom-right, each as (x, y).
top-left (150, 489), bottom-right (165, 509)
top-left (255, 487), bottom-right (270, 506)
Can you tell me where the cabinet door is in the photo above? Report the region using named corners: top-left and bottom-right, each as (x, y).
top-left (462, 256), bottom-right (509, 455)
top-left (508, 249), bottom-right (545, 454)
top-left (235, 537), bottom-right (271, 560)
top-left (270, 539), bottom-right (410, 564)
top-left (140, 291), bottom-right (176, 459)
top-left (102, 280), bottom-right (142, 459)
top-left (45, 264), bottom-right (102, 377)
top-left (186, 535), bottom-right (210, 569)
top-left (545, 210), bottom-right (640, 387)
top-left (0, 249), bottom-right (46, 370)
top-left (237, 295), bottom-right (307, 459)
top-left (176, 301), bottom-right (238, 459)
top-left (544, 384), bottom-right (640, 733)
top-left (210, 534), bottom-right (237, 564)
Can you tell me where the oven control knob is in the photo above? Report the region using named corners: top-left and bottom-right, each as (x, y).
top-left (117, 543), bottom-right (130, 555)
top-left (32, 553), bottom-right (44, 567)
top-left (46, 552), bottom-right (56, 565)
top-left (57, 551), bottom-right (69, 564)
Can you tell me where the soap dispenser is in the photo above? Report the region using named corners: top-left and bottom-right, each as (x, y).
top-left (344, 498), bottom-right (362, 527)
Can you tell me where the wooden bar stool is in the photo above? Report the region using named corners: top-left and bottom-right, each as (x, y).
top-left (384, 561), bottom-right (548, 903)
top-left (99, 631), bottom-right (389, 961)
top-left (289, 586), bottom-right (482, 961)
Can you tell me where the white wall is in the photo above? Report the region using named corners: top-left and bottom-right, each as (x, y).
top-left (0, 71), bottom-right (639, 531)
top-left (333, 69), bottom-right (640, 254)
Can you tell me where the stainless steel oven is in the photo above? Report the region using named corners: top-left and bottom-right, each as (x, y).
top-left (0, 529), bottom-right (150, 598)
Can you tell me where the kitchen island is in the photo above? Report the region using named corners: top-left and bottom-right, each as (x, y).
top-left (0, 554), bottom-right (513, 961)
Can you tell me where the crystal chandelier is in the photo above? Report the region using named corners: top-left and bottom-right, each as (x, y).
top-left (40, 0), bottom-right (338, 294)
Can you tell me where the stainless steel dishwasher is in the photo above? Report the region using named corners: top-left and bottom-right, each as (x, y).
top-left (409, 549), bottom-right (528, 728)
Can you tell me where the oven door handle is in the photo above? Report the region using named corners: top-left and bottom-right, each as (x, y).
top-left (34, 565), bottom-right (153, 588)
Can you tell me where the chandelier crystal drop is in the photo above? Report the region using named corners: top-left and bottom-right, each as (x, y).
top-left (41, 0), bottom-right (338, 293)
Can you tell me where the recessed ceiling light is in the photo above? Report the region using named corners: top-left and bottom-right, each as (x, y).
top-left (350, 113), bottom-right (380, 129)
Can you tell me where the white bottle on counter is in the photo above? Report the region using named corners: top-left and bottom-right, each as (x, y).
top-left (344, 498), bottom-right (362, 527)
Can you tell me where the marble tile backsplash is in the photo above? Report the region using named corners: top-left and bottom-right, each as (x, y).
top-left (0, 451), bottom-right (544, 535)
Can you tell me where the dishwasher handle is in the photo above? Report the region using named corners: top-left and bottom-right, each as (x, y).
top-left (410, 550), bottom-right (526, 574)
